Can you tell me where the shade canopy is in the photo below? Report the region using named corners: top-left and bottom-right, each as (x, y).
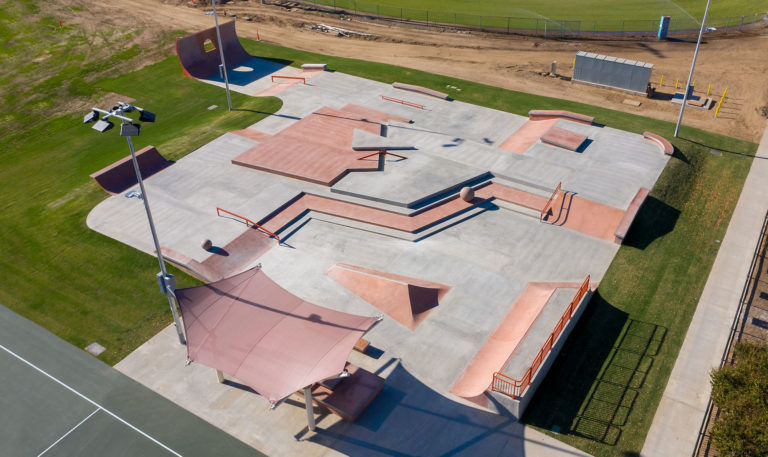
top-left (175, 267), bottom-right (378, 404)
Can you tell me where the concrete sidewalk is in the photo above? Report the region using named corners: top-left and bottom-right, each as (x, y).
top-left (641, 122), bottom-right (768, 457)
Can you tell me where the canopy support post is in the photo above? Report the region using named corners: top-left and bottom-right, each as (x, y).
top-left (304, 386), bottom-right (316, 431)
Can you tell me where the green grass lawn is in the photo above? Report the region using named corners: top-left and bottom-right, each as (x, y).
top-left (310, 0), bottom-right (766, 31)
top-left (0, 10), bottom-right (758, 456)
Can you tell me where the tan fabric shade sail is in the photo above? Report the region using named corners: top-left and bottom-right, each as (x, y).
top-left (175, 267), bottom-right (378, 404)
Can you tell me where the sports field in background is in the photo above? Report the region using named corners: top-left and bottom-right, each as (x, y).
top-left (308, 0), bottom-right (766, 32)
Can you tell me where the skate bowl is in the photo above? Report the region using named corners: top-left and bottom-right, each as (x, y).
top-left (89, 145), bottom-right (172, 195)
top-left (176, 21), bottom-right (253, 79)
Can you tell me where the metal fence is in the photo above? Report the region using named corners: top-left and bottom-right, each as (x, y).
top-left (272, 0), bottom-right (767, 38)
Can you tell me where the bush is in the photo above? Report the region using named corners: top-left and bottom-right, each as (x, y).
top-left (710, 341), bottom-right (768, 457)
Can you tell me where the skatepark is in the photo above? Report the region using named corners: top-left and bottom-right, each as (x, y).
top-left (77, 22), bottom-right (674, 455)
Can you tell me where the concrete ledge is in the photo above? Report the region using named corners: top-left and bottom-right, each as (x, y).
top-left (301, 63), bottom-right (327, 70)
top-left (392, 82), bottom-right (449, 100)
top-left (614, 187), bottom-right (649, 243)
top-left (643, 131), bottom-right (674, 155)
top-left (528, 110), bottom-right (594, 125)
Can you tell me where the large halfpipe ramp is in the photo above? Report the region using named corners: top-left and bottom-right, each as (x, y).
top-left (176, 20), bottom-right (253, 79)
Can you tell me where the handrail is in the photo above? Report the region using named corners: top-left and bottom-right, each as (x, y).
top-left (540, 181), bottom-right (562, 222)
top-left (380, 95), bottom-right (426, 109)
top-left (216, 207), bottom-right (281, 243)
top-left (271, 75), bottom-right (307, 84)
top-left (492, 274), bottom-right (590, 399)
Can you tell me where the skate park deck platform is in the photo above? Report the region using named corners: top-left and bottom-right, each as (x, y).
top-left (88, 51), bottom-right (669, 455)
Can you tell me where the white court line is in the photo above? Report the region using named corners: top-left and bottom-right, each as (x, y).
top-left (0, 343), bottom-right (183, 457)
top-left (38, 408), bottom-right (100, 457)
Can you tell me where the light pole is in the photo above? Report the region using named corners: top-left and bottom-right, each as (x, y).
top-left (212, 0), bottom-right (233, 111)
top-left (84, 102), bottom-right (186, 345)
top-left (674, 0), bottom-right (711, 137)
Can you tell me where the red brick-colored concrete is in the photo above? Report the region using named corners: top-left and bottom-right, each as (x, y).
top-left (259, 182), bottom-right (626, 243)
top-left (540, 126), bottom-right (587, 151)
top-left (232, 105), bottom-right (408, 185)
top-left (498, 119), bottom-right (557, 154)
top-left (231, 128), bottom-right (272, 142)
top-left (309, 363), bottom-right (384, 422)
top-left (326, 263), bottom-right (451, 330)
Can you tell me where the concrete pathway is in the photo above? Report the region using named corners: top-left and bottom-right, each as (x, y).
top-left (641, 121), bottom-right (768, 457)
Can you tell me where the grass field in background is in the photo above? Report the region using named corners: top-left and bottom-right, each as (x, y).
top-left (308, 0), bottom-right (766, 32)
top-left (0, 7), bottom-right (759, 454)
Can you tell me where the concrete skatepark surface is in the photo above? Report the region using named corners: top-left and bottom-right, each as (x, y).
top-left (89, 45), bottom-right (670, 455)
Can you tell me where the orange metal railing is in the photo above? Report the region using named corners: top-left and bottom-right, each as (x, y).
top-left (491, 274), bottom-right (591, 399)
top-left (216, 207), bottom-right (281, 243)
top-left (271, 75), bottom-right (307, 84)
top-left (539, 181), bottom-right (562, 222)
top-left (380, 95), bottom-right (425, 109)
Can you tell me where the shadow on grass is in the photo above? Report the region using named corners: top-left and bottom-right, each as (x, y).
top-left (623, 197), bottom-right (680, 250)
top-left (524, 291), bottom-right (667, 448)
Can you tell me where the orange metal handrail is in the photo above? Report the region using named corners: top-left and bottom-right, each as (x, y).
top-left (380, 95), bottom-right (425, 109)
top-left (271, 75), bottom-right (306, 84)
top-left (491, 274), bottom-right (590, 399)
top-left (539, 181), bottom-right (562, 222)
top-left (357, 150), bottom-right (407, 161)
top-left (216, 207), bottom-right (281, 243)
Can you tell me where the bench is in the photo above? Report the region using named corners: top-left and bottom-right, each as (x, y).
top-left (528, 110), bottom-right (594, 125)
top-left (614, 188), bottom-right (649, 244)
top-left (310, 363), bottom-right (384, 422)
top-left (392, 82), bottom-right (449, 100)
top-left (642, 131), bottom-right (674, 155)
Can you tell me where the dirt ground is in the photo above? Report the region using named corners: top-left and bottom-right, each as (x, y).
top-left (85, 0), bottom-right (768, 141)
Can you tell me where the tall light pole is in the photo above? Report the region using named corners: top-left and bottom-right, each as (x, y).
top-left (84, 103), bottom-right (186, 345)
top-left (212, 0), bottom-right (233, 111)
top-left (674, 0), bottom-right (711, 137)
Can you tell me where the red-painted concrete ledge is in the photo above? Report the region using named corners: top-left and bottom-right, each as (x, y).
top-left (643, 131), bottom-right (674, 155)
top-left (540, 126), bottom-right (588, 151)
top-left (392, 82), bottom-right (449, 100)
top-left (498, 119), bottom-right (558, 154)
top-left (258, 182), bottom-right (626, 243)
top-left (528, 110), bottom-right (594, 125)
top-left (614, 187), bottom-right (649, 244)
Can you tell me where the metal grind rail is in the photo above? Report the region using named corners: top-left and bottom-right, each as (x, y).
top-left (271, 75), bottom-right (307, 84)
top-left (492, 274), bottom-right (591, 399)
top-left (380, 95), bottom-right (426, 109)
top-left (216, 207), bottom-right (282, 243)
top-left (540, 181), bottom-right (562, 222)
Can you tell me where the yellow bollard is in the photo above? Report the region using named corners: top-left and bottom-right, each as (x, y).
top-left (707, 84), bottom-right (711, 96)
top-left (692, 81), bottom-right (695, 87)
top-left (722, 87), bottom-right (728, 98)
top-left (714, 88), bottom-right (728, 118)
top-left (572, 58), bottom-right (575, 69)
top-left (675, 78), bottom-right (679, 89)
top-left (660, 75), bottom-right (664, 86)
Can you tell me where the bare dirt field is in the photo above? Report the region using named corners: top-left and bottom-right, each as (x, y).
top-left (79, 0), bottom-right (768, 141)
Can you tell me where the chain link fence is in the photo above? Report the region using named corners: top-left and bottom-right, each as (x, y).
top-left (271, 0), bottom-right (767, 38)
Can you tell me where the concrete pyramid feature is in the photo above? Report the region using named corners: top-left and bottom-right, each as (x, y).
top-left (351, 129), bottom-right (415, 151)
top-left (326, 263), bottom-right (451, 330)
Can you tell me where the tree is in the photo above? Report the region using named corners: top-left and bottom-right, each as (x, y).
top-left (710, 341), bottom-right (768, 457)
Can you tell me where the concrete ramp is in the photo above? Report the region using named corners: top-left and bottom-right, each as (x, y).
top-left (89, 145), bottom-right (171, 195)
top-left (175, 21), bottom-right (252, 79)
top-left (326, 263), bottom-right (451, 330)
top-left (450, 282), bottom-right (578, 400)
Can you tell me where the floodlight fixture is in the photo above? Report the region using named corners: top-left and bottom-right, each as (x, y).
top-left (138, 110), bottom-right (156, 123)
top-left (92, 119), bottom-right (114, 133)
top-left (81, 102), bottom-right (185, 345)
top-left (83, 110), bottom-right (98, 124)
top-left (120, 122), bottom-right (141, 137)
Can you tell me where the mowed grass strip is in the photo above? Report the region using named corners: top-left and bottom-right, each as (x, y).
top-left (0, 53), bottom-right (281, 364)
top-left (241, 40), bottom-right (756, 456)
top-left (313, 0), bottom-right (764, 31)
